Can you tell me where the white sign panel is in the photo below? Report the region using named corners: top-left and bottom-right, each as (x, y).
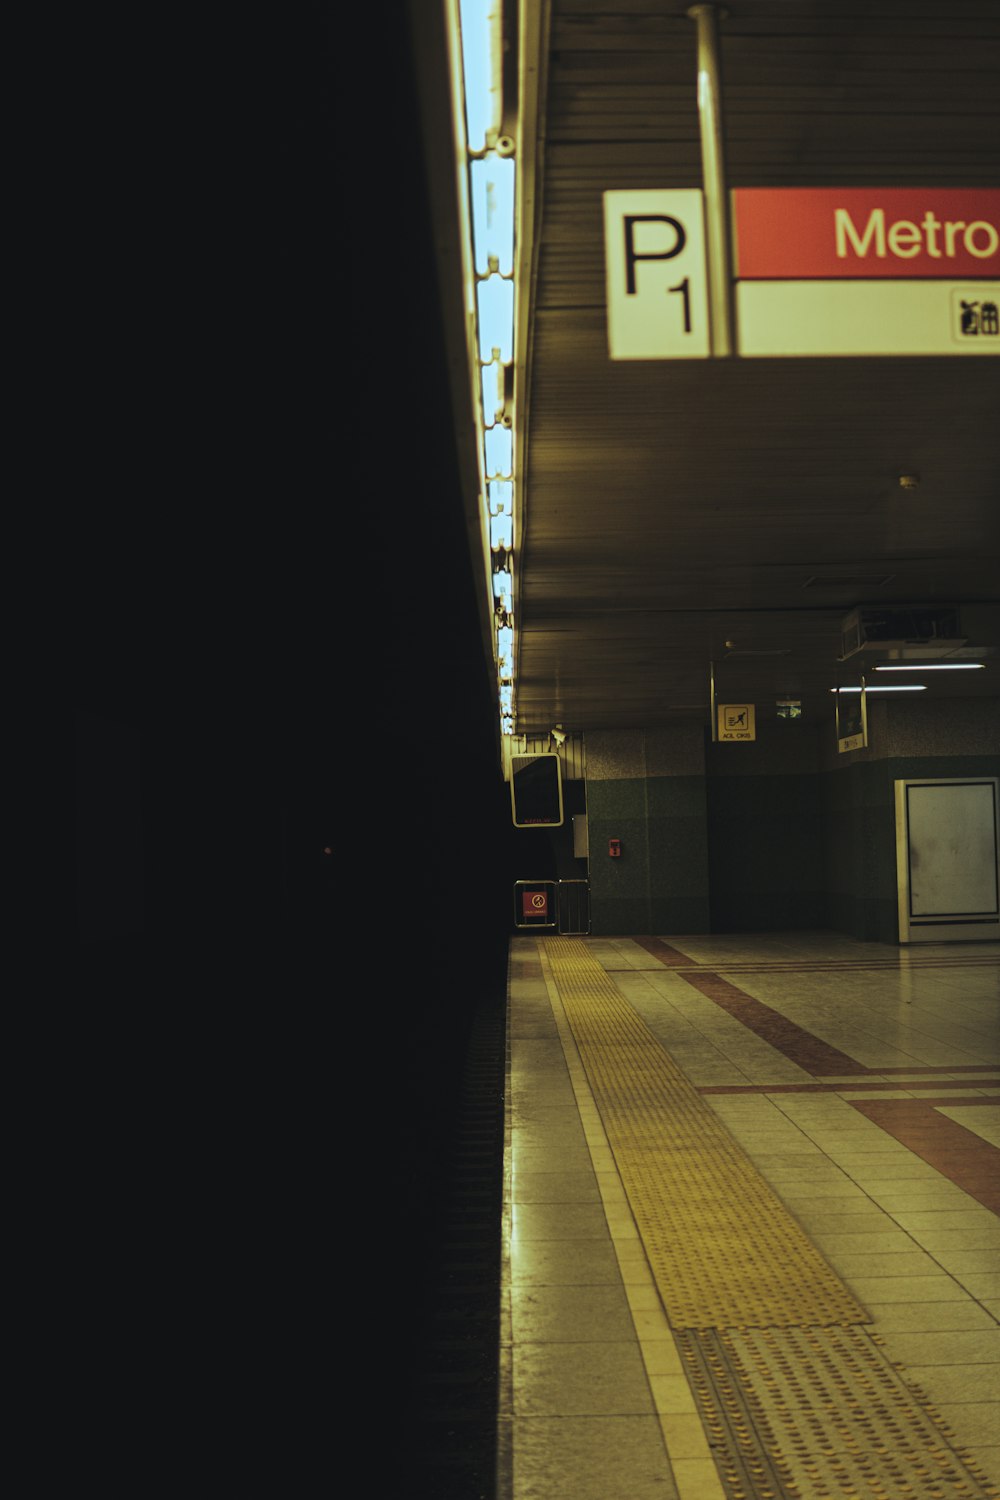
top-left (738, 280), bottom-right (1000, 357)
top-left (604, 191), bottom-right (710, 359)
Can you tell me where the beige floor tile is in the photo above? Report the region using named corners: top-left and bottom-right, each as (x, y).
top-left (631, 1307), bottom-right (675, 1341)
top-left (603, 1211), bottom-right (641, 1239)
top-left (809, 1229), bottom-right (923, 1255)
top-left (904, 1363), bottom-right (1000, 1403)
top-left (858, 1184), bottom-right (982, 1212)
top-left (936, 1104), bottom-right (1000, 1147)
top-left (513, 1340), bottom-right (654, 1417)
top-left (647, 1374), bottom-right (699, 1415)
top-left (770, 1186), bottom-right (874, 1207)
top-left (513, 1127), bottom-right (590, 1157)
top-left (512, 1170), bottom-right (602, 1204)
top-left (876, 1328), bottom-right (1000, 1365)
top-left (845, 1274), bottom-right (972, 1304)
top-left (932, 1249), bottom-right (1000, 1274)
top-left (512, 1202), bottom-right (615, 1240)
top-left (838, 1162), bottom-right (949, 1182)
top-left (865, 1300), bottom-right (999, 1331)
top-left (915, 1237), bottom-right (1000, 1266)
top-left (739, 1154), bottom-right (830, 1171)
top-left (511, 1283), bottom-right (634, 1343)
top-left (626, 1284), bottom-right (667, 1313)
top-left (512, 1239), bottom-right (624, 1286)
top-left (785, 1211), bottom-right (899, 1235)
top-left (891, 1210), bottom-right (1000, 1235)
top-left (953, 1272), bottom-right (1000, 1299)
top-left (822, 1145), bottom-right (926, 1162)
top-left (596, 1174), bottom-right (630, 1205)
top-left (617, 1258), bottom-right (655, 1288)
top-left (752, 1163), bottom-right (855, 1180)
top-left (931, 1401), bottom-right (1000, 1448)
top-left (641, 1341), bottom-right (686, 1376)
top-left (658, 1412), bottom-right (713, 1461)
top-left (668, 1456), bottom-right (727, 1500)
top-left (512, 1414), bottom-right (679, 1500)
top-left (512, 1147), bottom-right (594, 1172)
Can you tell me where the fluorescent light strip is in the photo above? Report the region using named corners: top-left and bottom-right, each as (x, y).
top-left (458, 1), bottom-right (516, 735)
top-left (485, 424), bottom-right (513, 478)
top-left (830, 685), bottom-right (927, 693)
top-left (873, 662), bottom-right (986, 671)
top-left (470, 154), bottom-right (515, 275)
top-left (490, 510), bottom-right (513, 548)
top-left (481, 357), bottom-right (504, 426)
top-left (459, 0), bottom-right (502, 152)
top-left (476, 274), bottom-right (514, 362)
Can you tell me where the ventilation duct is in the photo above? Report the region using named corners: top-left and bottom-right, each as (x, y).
top-left (840, 606), bottom-right (966, 661)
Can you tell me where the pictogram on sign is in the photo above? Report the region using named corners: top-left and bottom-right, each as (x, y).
top-left (523, 890), bottom-right (549, 918)
top-left (718, 704), bottom-right (756, 742)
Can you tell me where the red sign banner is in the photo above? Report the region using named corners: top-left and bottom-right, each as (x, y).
top-left (733, 189), bottom-right (1000, 280)
top-left (522, 890), bottom-right (548, 919)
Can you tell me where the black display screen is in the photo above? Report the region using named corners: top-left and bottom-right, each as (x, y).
top-left (511, 754), bottom-right (564, 827)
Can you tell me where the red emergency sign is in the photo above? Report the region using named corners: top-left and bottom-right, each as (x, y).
top-left (733, 188), bottom-right (1000, 280)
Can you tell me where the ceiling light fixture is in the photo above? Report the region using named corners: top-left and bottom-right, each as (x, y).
top-left (873, 662), bottom-right (985, 671)
top-left (459, 0), bottom-right (503, 153)
top-left (830, 685), bottom-right (927, 693)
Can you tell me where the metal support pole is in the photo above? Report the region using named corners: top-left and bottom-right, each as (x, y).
top-left (687, 4), bottom-right (734, 357)
top-left (710, 659), bottom-right (717, 741)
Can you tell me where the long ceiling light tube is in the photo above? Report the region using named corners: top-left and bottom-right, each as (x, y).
top-left (456, 0), bottom-right (519, 740)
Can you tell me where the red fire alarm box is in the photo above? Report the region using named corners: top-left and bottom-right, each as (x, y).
top-left (608, 838), bottom-right (622, 858)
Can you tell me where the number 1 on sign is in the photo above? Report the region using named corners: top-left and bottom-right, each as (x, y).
top-left (669, 277), bottom-right (692, 333)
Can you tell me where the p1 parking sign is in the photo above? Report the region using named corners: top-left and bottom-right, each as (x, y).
top-left (604, 190), bottom-right (710, 359)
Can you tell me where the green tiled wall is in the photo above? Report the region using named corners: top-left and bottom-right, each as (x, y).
top-left (583, 705), bottom-right (998, 942)
top-left (821, 751), bottom-right (1000, 942)
top-left (587, 773), bottom-right (711, 936)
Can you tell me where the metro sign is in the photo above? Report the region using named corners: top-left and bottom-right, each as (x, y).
top-left (605, 187), bottom-right (999, 358)
top-left (732, 187), bottom-right (999, 357)
top-left (733, 189), bottom-right (1000, 280)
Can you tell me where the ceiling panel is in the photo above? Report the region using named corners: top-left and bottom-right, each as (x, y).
top-left (512, 0), bottom-right (1000, 732)
top-left (411, 0), bottom-right (1000, 740)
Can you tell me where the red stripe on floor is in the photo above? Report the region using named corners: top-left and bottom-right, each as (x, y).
top-left (847, 1097), bottom-right (1000, 1214)
top-left (632, 936), bottom-right (699, 966)
top-left (875, 1064), bottom-right (1000, 1075)
top-left (679, 970), bottom-right (869, 1076)
top-left (699, 1079), bottom-right (999, 1095)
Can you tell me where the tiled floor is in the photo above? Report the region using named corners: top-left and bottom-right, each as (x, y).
top-left (500, 932), bottom-right (1000, 1500)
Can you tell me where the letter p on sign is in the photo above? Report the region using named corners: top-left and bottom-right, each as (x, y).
top-left (604, 190), bottom-right (711, 359)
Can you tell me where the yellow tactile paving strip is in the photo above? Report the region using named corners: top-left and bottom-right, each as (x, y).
top-left (541, 937), bottom-right (1000, 1500)
top-left (543, 937), bottom-right (867, 1329)
top-left (679, 1327), bottom-right (999, 1500)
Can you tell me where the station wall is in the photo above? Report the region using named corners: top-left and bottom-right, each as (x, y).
top-left (583, 700), bottom-right (1000, 942)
